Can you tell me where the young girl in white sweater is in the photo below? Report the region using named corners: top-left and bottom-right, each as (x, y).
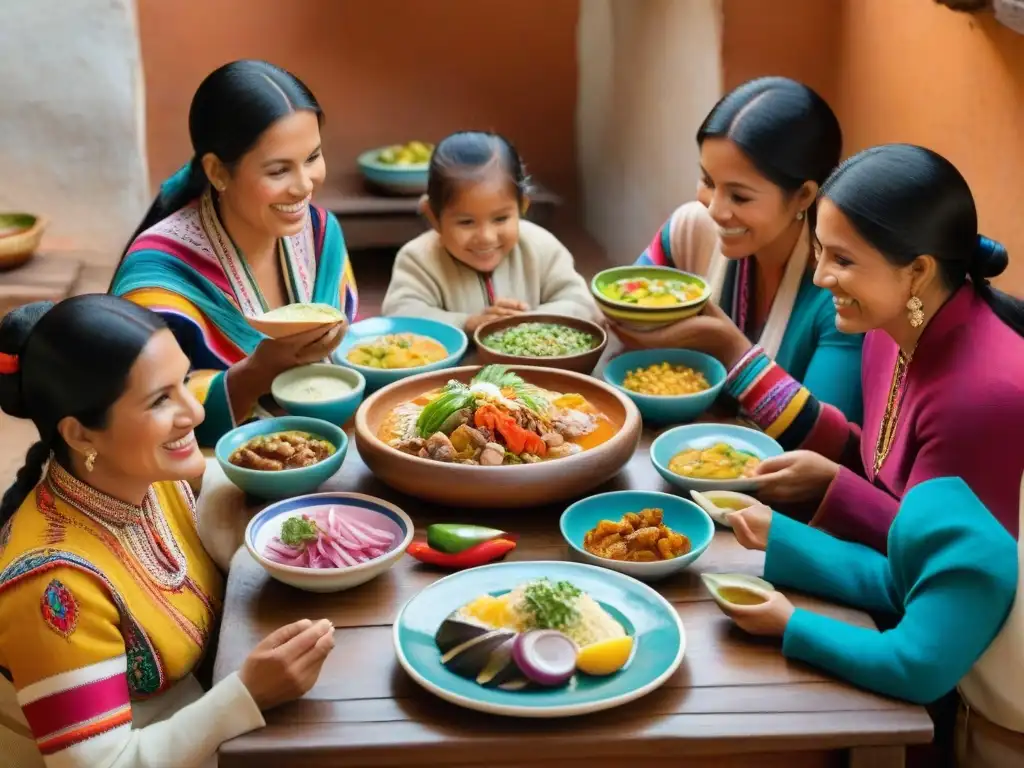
top-left (381, 131), bottom-right (599, 332)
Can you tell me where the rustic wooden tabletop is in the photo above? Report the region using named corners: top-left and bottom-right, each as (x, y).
top-left (207, 426), bottom-right (931, 768)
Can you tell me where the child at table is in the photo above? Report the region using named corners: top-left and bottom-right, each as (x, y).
top-left (381, 131), bottom-right (599, 332)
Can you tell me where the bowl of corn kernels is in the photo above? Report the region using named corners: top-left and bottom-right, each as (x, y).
top-left (602, 348), bottom-right (726, 424)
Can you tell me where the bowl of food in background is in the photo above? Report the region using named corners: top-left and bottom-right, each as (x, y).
top-left (602, 349), bottom-right (726, 424)
top-left (357, 140), bottom-right (434, 195)
top-left (215, 416), bottom-right (348, 499)
top-left (245, 491), bottom-right (414, 592)
top-left (590, 266), bottom-right (710, 330)
top-left (0, 213), bottom-right (46, 270)
top-left (271, 363), bottom-right (366, 426)
top-left (474, 314), bottom-right (608, 375)
top-left (649, 423), bottom-right (782, 493)
top-left (247, 302), bottom-right (347, 340)
top-left (354, 363), bottom-right (642, 508)
top-left (560, 490), bottom-right (714, 581)
top-left (333, 316), bottom-right (468, 391)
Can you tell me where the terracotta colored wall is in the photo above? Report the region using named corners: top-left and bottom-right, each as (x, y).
top-left (720, 0), bottom-right (1024, 296)
top-left (137, 0), bottom-right (580, 204)
top-left (834, 0), bottom-right (1024, 296)
top-left (721, 0), bottom-right (840, 104)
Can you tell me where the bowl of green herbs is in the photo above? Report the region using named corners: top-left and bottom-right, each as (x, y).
top-left (474, 314), bottom-right (607, 374)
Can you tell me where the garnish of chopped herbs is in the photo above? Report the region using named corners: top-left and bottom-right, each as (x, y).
top-left (280, 515), bottom-right (318, 548)
top-left (523, 578), bottom-right (582, 631)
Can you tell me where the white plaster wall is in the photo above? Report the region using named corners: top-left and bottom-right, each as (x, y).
top-left (576, 0), bottom-right (723, 260)
top-left (0, 0), bottom-right (149, 262)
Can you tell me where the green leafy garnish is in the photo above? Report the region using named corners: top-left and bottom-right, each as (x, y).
top-left (414, 365), bottom-right (550, 438)
top-left (280, 516), bottom-right (318, 548)
top-left (522, 578), bottom-right (582, 631)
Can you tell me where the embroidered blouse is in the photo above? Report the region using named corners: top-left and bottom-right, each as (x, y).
top-left (0, 462), bottom-right (264, 767)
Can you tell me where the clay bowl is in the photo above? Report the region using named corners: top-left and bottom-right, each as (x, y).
top-left (354, 365), bottom-right (642, 508)
top-left (474, 313), bottom-right (608, 375)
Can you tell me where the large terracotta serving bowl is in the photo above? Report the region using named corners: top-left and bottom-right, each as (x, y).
top-left (354, 365), bottom-right (642, 508)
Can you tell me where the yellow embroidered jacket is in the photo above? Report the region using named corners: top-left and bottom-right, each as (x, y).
top-left (0, 462), bottom-right (263, 767)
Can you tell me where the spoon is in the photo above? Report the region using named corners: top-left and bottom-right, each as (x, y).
top-left (689, 489), bottom-right (733, 527)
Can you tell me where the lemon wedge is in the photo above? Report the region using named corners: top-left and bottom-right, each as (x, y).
top-left (575, 636), bottom-right (634, 676)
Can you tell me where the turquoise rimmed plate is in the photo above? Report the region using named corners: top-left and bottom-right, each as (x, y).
top-left (393, 560), bottom-right (685, 718)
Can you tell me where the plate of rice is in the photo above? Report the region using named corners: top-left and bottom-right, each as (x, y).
top-left (393, 560), bottom-right (685, 717)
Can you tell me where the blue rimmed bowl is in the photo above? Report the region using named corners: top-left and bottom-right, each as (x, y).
top-left (271, 363), bottom-right (366, 426)
top-left (560, 490), bottom-right (714, 581)
top-left (357, 147), bottom-right (429, 195)
top-left (603, 349), bottom-right (726, 424)
top-left (332, 316), bottom-right (468, 391)
top-left (650, 422), bottom-right (783, 493)
top-left (245, 492), bottom-right (414, 592)
top-left (393, 560), bottom-right (685, 717)
top-left (215, 416), bottom-right (347, 499)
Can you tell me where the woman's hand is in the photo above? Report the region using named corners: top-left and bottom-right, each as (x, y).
top-left (465, 299), bottom-right (529, 334)
top-left (610, 301), bottom-right (752, 368)
top-left (249, 321), bottom-right (348, 384)
top-left (239, 618), bottom-right (335, 711)
top-left (754, 450), bottom-right (840, 504)
top-left (723, 591), bottom-right (796, 638)
top-left (726, 503), bottom-right (773, 551)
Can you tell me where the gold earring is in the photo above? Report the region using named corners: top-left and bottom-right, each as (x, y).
top-left (85, 451), bottom-right (97, 472)
top-left (907, 296), bottom-right (924, 328)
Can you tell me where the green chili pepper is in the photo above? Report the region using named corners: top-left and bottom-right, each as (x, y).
top-left (426, 523), bottom-right (510, 554)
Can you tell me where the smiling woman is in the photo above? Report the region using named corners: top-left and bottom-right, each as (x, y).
top-left (0, 295), bottom-right (335, 767)
top-left (628, 77), bottom-right (864, 424)
top-left (109, 60), bottom-right (360, 447)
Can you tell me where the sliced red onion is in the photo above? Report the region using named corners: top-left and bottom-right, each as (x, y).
top-left (510, 630), bottom-right (578, 687)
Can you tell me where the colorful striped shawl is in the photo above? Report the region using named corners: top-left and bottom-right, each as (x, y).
top-left (110, 191), bottom-right (358, 367)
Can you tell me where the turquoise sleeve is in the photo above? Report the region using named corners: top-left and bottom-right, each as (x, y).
top-left (781, 567), bottom-right (1015, 704)
top-left (193, 371), bottom-right (236, 447)
top-left (765, 513), bottom-right (899, 615)
top-left (801, 300), bottom-right (864, 423)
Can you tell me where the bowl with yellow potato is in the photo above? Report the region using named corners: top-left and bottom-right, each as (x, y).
top-left (602, 349), bottom-right (725, 424)
top-left (357, 140), bottom-right (434, 195)
top-left (591, 265), bottom-right (710, 330)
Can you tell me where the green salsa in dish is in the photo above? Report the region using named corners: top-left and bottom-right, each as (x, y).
top-left (481, 322), bottom-right (597, 358)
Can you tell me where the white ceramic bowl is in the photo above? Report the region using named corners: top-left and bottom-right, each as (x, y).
top-left (244, 491), bottom-right (414, 593)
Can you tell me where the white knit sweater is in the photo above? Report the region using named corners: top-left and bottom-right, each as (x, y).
top-left (381, 220), bottom-right (601, 328)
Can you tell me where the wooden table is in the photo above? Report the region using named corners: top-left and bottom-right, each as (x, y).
top-left (315, 172), bottom-right (563, 250)
top-left (209, 429), bottom-right (932, 768)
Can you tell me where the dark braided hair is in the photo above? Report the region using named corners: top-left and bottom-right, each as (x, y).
top-left (0, 295), bottom-right (167, 525)
top-left (426, 131), bottom-right (531, 218)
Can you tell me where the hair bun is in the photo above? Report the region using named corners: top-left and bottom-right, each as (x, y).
top-left (974, 234), bottom-right (1009, 280)
top-left (0, 301), bottom-right (54, 418)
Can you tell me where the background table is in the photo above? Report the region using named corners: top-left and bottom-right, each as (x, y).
top-left (207, 428), bottom-right (932, 768)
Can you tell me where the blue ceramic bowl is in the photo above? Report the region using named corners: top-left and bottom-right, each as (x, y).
top-left (271, 364), bottom-right (366, 426)
top-left (560, 490), bottom-right (714, 581)
top-left (357, 148), bottom-right (428, 194)
top-left (332, 316), bottom-right (468, 391)
top-left (215, 416), bottom-right (348, 499)
top-left (603, 349), bottom-right (726, 424)
top-left (650, 422), bottom-right (783, 493)
top-left (245, 491), bottom-right (414, 593)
